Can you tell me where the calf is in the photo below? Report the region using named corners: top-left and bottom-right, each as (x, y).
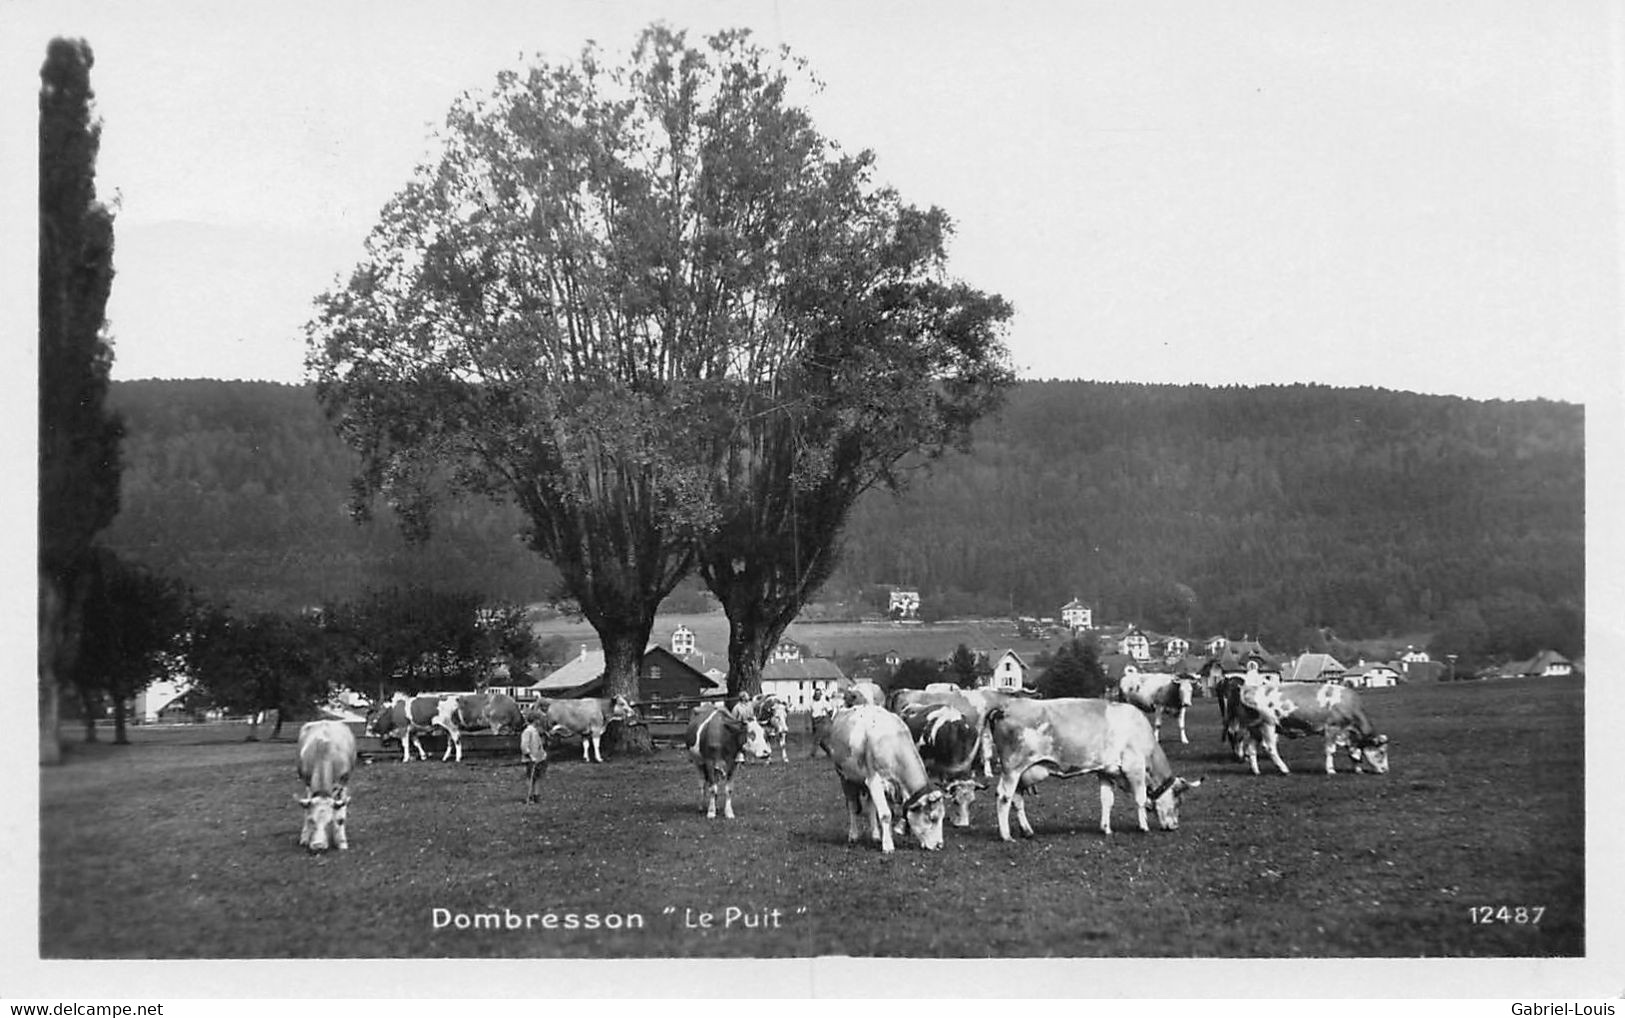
top-left (1232, 682), bottom-right (1390, 776)
top-left (686, 707), bottom-right (772, 819)
top-left (827, 705), bottom-right (946, 853)
top-left (987, 698), bottom-right (1200, 837)
top-left (1115, 673), bottom-right (1195, 744)
top-left (899, 703), bottom-right (984, 828)
top-left (296, 720), bottom-right (357, 852)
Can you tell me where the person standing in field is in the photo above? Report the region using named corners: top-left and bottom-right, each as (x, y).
top-left (521, 714), bottom-right (549, 803)
top-left (808, 687), bottom-right (835, 758)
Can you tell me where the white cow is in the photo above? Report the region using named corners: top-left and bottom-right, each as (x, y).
top-left (296, 720), bottom-right (357, 852)
top-left (827, 705), bottom-right (946, 853)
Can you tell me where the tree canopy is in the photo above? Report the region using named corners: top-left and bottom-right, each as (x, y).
top-left (306, 25), bottom-right (1010, 703)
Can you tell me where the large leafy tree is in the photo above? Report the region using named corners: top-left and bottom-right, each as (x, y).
top-left (186, 609), bottom-right (333, 741)
top-left (39, 38), bottom-right (122, 764)
top-left (306, 25), bottom-right (1011, 711)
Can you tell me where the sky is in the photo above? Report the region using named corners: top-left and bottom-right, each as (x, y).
top-left (6, 0), bottom-right (1619, 403)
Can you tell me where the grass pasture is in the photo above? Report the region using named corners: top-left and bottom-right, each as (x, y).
top-left (39, 677), bottom-right (1583, 959)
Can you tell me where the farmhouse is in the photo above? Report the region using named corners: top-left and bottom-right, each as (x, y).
top-left (888, 589), bottom-right (921, 619)
top-left (670, 625), bottom-right (697, 657)
top-left (531, 645), bottom-right (720, 701)
top-left (769, 639), bottom-right (804, 663)
top-left (760, 658), bottom-right (847, 710)
top-left (1280, 653), bottom-right (1346, 684)
top-left (1342, 661), bottom-right (1401, 688)
top-left (986, 649), bottom-right (1030, 691)
top-left (1060, 598), bottom-right (1093, 631)
top-left (1498, 649), bottom-right (1575, 679)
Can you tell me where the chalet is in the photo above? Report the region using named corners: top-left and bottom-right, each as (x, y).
top-left (1202, 640), bottom-right (1281, 687)
top-left (1117, 627), bottom-right (1151, 661)
top-left (1205, 635), bottom-right (1229, 657)
top-left (1154, 634), bottom-right (1190, 661)
top-left (770, 640), bottom-right (804, 663)
top-left (761, 658), bottom-right (847, 710)
top-left (670, 625), bottom-right (697, 657)
top-left (1280, 653), bottom-right (1346, 684)
top-left (134, 677), bottom-right (191, 724)
top-left (1342, 661), bottom-right (1401, 688)
top-left (987, 650), bottom-right (1030, 691)
top-left (531, 644), bottom-right (720, 701)
top-left (1060, 598), bottom-right (1093, 631)
top-left (1400, 646), bottom-right (1431, 664)
top-left (888, 589), bottom-right (921, 619)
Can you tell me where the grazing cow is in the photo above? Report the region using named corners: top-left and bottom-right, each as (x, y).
top-left (898, 703), bottom-right (984, 828)
top-left (529, 695), bottom-right (638, 762)
top-left (893, 686), bottom-right (1028, 778)
top-left (827, 705), bottom-right (946, 853)
top-left (1230, 682), bottom-right (1390, 776)
top-left (1115, 673), bottom-right (1196, 744)
top-left (686, 707), bottom-right (773, 819)
top-left (296, 720), bottom-right (357, 852)
top-left (365, 693), bottom-right (441, 762)
top-left (987, 698), bottom-right (1200, 838)
top-left (1213, 674), bottom-right (1247, 759)
top-left (433, 691), bottom-right (526, 763)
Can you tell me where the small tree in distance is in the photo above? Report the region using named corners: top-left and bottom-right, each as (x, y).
top-left (1036, 637), bottom-right (1109, 699)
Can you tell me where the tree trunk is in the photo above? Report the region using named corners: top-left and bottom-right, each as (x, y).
top-left (112, 695), bottom-right (128, 745)
top-left (270, 710), bottom-right (284, 740)
top-left (598, 628), bottom-right (654, 756)
top-left (725, 625), bottom-right (771, 700)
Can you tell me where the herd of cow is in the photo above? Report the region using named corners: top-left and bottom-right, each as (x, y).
top-left (291, 674), bottom-right (1392, 855)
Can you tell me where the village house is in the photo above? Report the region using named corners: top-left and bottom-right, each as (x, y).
top-left (532, 644), bottom-right (720, 701)
top-left (670, 625), bottom-right (697, 657)
top-left (1280, 653), bottom-right (1346, 684)
top-left (1060, 598), bottom-right (1093, 631)
top-left (770, 639), bottom-right (804, 663)
top-left (888, 589), bottom-right (921, 619)
top-left (1342, 661), bottom-right (1402, 687)
top-left (760, 658), bottom-right (847, 710)
top-left (987, 649), bottom-right (1030, 691)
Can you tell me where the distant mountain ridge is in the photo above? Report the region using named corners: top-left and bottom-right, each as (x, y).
top-left (102, 379), bottom-right (1583, 656)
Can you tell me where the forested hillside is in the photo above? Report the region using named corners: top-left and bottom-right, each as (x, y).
top-left (102, 379), bottom-right (1583, 656)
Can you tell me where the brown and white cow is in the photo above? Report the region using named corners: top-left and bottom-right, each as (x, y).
top-left (893, 686), bottom-right (1028, 778)
top-left (529, 695), bottom-right (638, 762)
top-left (296, 720), bottom-right (357, 852)
top-left (898, 702), bottom-right (985, 828)
top-left (842, 680), bottom-right (887, 708)
top-left (686, 707), bottom-right (773, 819)
top-left (732, 694), bottom-right (791, 763)
top-left (1230, 681), bottom-right (1390, 776)
top-left (828, 705), bottom-right (947, 853)
top-left (434, 691), bottom-right (525, 763)
top-left (987, 698), bottom-right (1200, 837)
top-left (365, 693), bottom-right (441, 762)
top-left (1115, 673), bottom-right (1196, 744)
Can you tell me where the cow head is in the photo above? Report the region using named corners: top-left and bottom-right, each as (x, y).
top-left (736, 718), bottom-right (772, 760)
top-left (1351, 733), bottom-right (1390, 774)
top-left (1150, 776), bottom-right (1201, 830)
top-left (901, 787), bottom-right (947, 850)
top-left (945, 777), bottom-right (984, 828)
top-left (297, 787), bottom-right (350, 852)
top-left (609, 695), bottom-right (638, 723)
top-left (1174, 678), bottom-right (1195, 708)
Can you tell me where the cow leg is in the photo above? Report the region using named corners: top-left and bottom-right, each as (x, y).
top-left (980, 728), bottom-right (996, 778)
top-left (841, 780), bottom-right (867, 844)
top-left (779, 733), bottom-right (788, 764)
top-left (722, 766), bottom-right (737, 820)
top-left (995, 771), bottom-right (1021, 841)
top-left (334, 803), bottom-right (350, 850)
top-left (1098, 778), bottom-right (1116, 835)
top-left (1011, 788), bottom-right (1035, 839)
top-left (1263, 728), bottom-right (1289, 774)
top-left (1324, 733), bottom-right (1338, 775)
top-left (398, 737), bottom-right (410, 764)
top-left (865, 775), bottom-right (896, 853)
top-left (1244, 733), bottom-right (1261, 775)
top-left (1177, 707), bottom-right (1189, 744)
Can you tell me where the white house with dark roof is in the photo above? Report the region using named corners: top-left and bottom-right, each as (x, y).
top-left (1281, 653), bottom-right (1346, 684)
top-left (761, 658), bottom-right (847, 709)
top-left (1060, 598), bottom-right (1093, 631)
top-left (987, 650), bottom-right (1030, 691)
top-left (670, 625), bottom-right (697, 657)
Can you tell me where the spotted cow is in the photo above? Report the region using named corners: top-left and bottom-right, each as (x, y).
top-left (434, 691), bottom-right (526, 763)
top-left (1115, 673), bottom-right (1196, 744)
top-left (1230, 681), bottom-right (1390, 776)
top-left (987, 698), bottom-right (1201, 837)
top-left (828, 705), bottom-right (946, 853)
top-left (365, 694), bottom-right (442, 762)
top-left (529, 695), bottom-right (638, 762)
top-left (686, 707), bottom-right (773, 819)
top-left (898, 703), bottom-right (985, 828)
